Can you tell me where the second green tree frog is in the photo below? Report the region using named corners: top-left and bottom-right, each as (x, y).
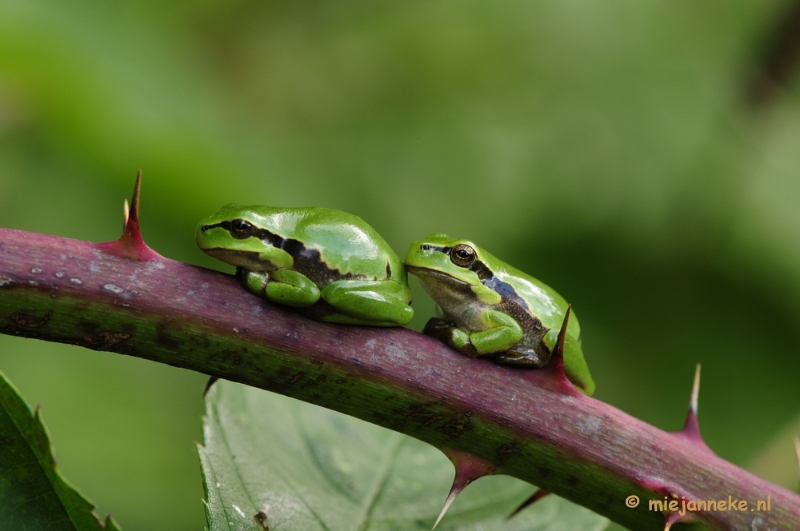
top-left (196, 204), bottom-right (414, 326)
top-left (405, 234), bottom-right (594, 395)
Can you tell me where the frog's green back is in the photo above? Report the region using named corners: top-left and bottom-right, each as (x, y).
top-left (489, 256), bottom-right (581, 340)
top-left (205, 204), bottom-right (407, 281)
top-left (405, 233), bottom-right (592, 393)
top-left (491, 256), bottom-right (593, 395)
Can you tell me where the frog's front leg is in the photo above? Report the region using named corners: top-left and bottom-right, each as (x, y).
top-left (321, 279), bottom-right (414, 326)
top-left (424, 310), bottom-right (523, 358)
top-left (240, 268), bottom-right (320, 307)
top-left (422, 317), bottom-right (478, 356)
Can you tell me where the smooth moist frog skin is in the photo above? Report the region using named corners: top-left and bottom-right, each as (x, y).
top-left (405, 233), bottom-right (594, 395)
top-left (197, 204), bottom-right (413, 327)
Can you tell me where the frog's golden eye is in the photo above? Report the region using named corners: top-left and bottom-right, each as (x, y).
top-left (450, 244), bottom-right (476, 267)
top-left (231, 219), bottom-right (255, 238)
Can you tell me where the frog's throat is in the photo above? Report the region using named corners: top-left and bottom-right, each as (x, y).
top-left (406, 266), bottom-right (468, 288)
top-left (407, 266), bottom-right (476, 304)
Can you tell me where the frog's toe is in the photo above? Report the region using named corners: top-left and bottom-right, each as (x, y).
top-left (494, 348), bottom-right (550, 368)
top-left (422, 317), bottom-right (456, 338)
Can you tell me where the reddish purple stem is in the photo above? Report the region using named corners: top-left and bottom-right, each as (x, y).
top-left (1, 225), bottom-right (798, 531)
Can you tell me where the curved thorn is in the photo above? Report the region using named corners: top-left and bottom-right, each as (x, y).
top-left (533, 305), bottom-right (581, 396)
top-left (676, 363), bottom-right (711, 451)
top-left (554, 305), bottom-right (571, 360)
top-left (664, 511), bottom-right (681, 531)
top-left (96, 169), bottom-right (162, 260)
top-left (506, 488), bottom-right (550, 520)
top-left (663, 510), bottom-right (695, 531)
top-left (203, 376), bottom-right (219, 398)
top-left (120, 169), bottom-right (143, 241)
top-left (433, 449), bottom-right (495, 529)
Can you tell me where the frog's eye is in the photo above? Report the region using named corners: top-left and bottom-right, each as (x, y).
top-left (421, 244), bottom-right (431, 251)
top-left (450, 244), bottom-right (476, 267)
top-left (230, 219), bottom-right (255, 239)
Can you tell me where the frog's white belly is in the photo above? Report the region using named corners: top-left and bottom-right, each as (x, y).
top-left (443, 302), bottom-right (490, 331)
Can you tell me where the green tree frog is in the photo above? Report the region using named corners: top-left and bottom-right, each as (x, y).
top-left (405, 234), bottom-right (595, 395)
top-left (196, 204), bottom-right (414, 327)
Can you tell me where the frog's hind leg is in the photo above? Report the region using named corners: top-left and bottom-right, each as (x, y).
top-left (493, 346), bottom-right (550, 368)
top-left (321, 279), bottom-right (414, 326)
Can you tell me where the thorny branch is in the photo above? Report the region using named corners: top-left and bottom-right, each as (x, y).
top-left (1, 179), bottom-right (799, 530)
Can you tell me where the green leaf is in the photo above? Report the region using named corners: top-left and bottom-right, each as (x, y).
top-left (199, 381), bottom-right (607, 531)
top-left (0, 369), bottom-right (121, 531)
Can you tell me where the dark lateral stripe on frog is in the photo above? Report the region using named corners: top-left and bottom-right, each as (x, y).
top-left (431, 245), bottom-right (547, 344)
top-left (202, 220), bottom-right (387, 284)
top-left (481, 274), bottom-right (549, 353)
top-left (201, 221), bottom-right (285, 247)
top-left (428, 245), bottom-right (506, 292)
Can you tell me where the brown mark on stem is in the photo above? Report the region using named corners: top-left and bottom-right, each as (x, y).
top-left (82, 331), bottom-right (131, 350)
top-left (495, 441), bottom-right (521, 466)
top-left (10, 310), bottom-right (53, 328)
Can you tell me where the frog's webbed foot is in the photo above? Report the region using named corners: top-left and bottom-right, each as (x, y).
top-left (422, 317), bottom-right (455, 341)
top-left (423, 318), bottom-right (480, 357)
top-left (239, 268), bottom-right (268, 295)
top-left (240, 268), bottom-right (321, 307)
top-left (493, 346), bottom-right (551, 368)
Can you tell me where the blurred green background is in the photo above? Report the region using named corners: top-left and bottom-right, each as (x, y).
top-left (2, 1), bottom-right (800, 529)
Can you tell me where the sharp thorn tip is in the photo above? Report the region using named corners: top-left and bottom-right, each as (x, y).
top-left (663, 509), bottom-right (696, 530)
top-left (432, 490), bottom-right (458, 530)
top-left (690, 363), bottom-right (701, 415)
top-left (555, 305), bottom-right (571, 358)
top-left (203, 376), bottom-right (219, 398)
top-left (506, 489), bottom-right (550, 520)
top-left (130, 169), bottom-right (142, 222)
